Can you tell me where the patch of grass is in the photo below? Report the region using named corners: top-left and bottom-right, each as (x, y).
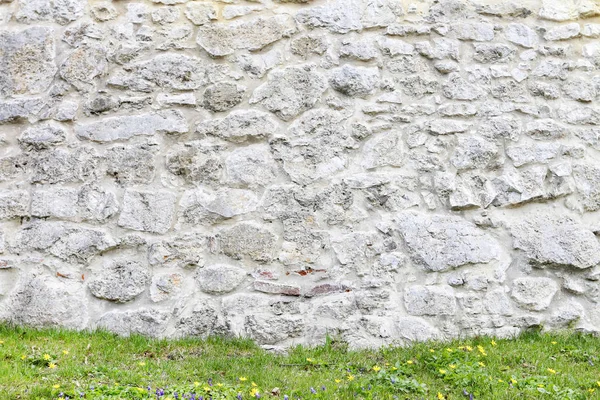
top-left (1, 324), bottom-right (600, 399)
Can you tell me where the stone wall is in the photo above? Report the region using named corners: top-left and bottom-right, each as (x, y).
top-left (1, 0), bottom-right (600, 349)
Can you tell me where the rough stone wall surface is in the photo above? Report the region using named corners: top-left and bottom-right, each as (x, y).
top-left (2, 0), bottom-right (600, 349)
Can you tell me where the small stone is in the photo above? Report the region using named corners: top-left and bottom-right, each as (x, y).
top-left (118, 190), bottom-right (177, 234)
top-left (361, 131), bottom-right (404, 169)
top-left (291, 34), bottom-right (328, 58)
top-left (504, 23), bottom-right (538, 48)
top-left (506, 142), bottom-right (561, 167)
top-left (376, 36), bottom-right (415, 56)
top-left (78, 184), bottom-right (119, 222)
top-left (305, 283), bottom-right (349, 297)
top-left (88, 260), bottom-right (150, 303)
top-left (539, 0), bottom-right (599, 21)
top-left (428, 119), bottom-right (471, 135)
top-left (197, 15), bottom-right (296, 57)
top-left (250, 65), bottom-right (327, 121)
top-left (30, 147), bottom-right (100, 184)
top-left (511, 277), bottom-right (558, 311)
top-left (195, 264), bottom-right (246, 294)
top-left (0, 27), bottom-right (57, 96)
top-left (105, 145), bottom-right (155, 185)
top-left (415, 38), bottom-right (459, 60)
top-left (525, 119), bottom-right (567, 140)
top-left (404, 285), bottom-right (456, 316)
top-left (396, 317), bottom-right (440, 342)
top-left (442, 73), bottom-right (483, 100)
top-left (219, 222), bottom-right (278, 262)
top-left (75, 110), bottom-right (188, 142)
top-left (151, 7), bottom-right (180, 24)
top-left (90, 2), bottom-right (118, 21)
top-left (253, 281), bottom-right (301, 296)
top-left (175, 300), bottom-right (223, 337)
top-left (202, 82), bottom-right (245, 112)
top-left (563, 79), bottom-right (596, 102)
top-left (127, 3), bottom-right (149, 23)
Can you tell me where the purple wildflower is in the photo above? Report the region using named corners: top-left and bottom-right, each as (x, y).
top-left (174, 393), bottom-right (179, 399)
top-left (255, 394), bottom-right (260, 399)
top-left (237, 394), bottom-right (242, 400)
top-left (284, 396), bottom-right (289, 400)
top-left (321, 386), bottom-right (326, 391)
top-left (310, 387), bottom-right (317, 394)
top-left (208, 378), bottom-right (213, 387)
top-left (58, 393), bottom-right (64, 398)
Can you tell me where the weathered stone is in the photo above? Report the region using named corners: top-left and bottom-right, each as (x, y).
top-left (539, 0), bottom-right (599, 21)
top-left (118, 190), bottom-right (177, 234)
top-left (545, 23), bottom-right (581, 41)
top-left (197, 110), bottom-right (278, 143)
top-left (504, 23), bottom-right (538, 48)
top-left (511, 277), bottom-right (558, 311)
top-left (78, 185), bottom-right (119, 222)
top-left (105, 145), bottom-right (155, 185)
top-left (415, 38), bottom-right (459, 60)
top-left (0, 27), bottom-right (56, 96)
top-left (442, 73), bottom-right (483, 100)
top-left (15, 0), bottom-right (85, 24)
top-left (573, 164), bottom-right (600, 212)
top-left (396, 317), bottom-right (440, 342)
top-left (245, 314), bottom-right (304, 344)
top-left (149, 273), bottom-right (183, 302)
top-left (525, 119), bottom-right (567, 140)
top-left (291, 34), bottom-right (328, 58)
top-left (59, 45), bottom-right (107, 92)
top-left (452, 22), bottom-right (494, 41)
top-left (332, 231), bottom-right (383, 266)
top-left (329, 65), bottom-right (379, 98)
top-left (165, 142), bottom-right (223, 185)
top-left (270, 109), bottom-right (354, 184)
top-left (377, 36), bottom-right (414, 56)
top-left (96, 309), bottom-right (170, 337)
top-left (0, 190), bottom-right (29, 220)
top-left (510, 213), bottom-right (600, 269)
top-left (473, 43), bottom-right (516, 63)
top-left (88, 260), bottom-right (150, 303)
top-left (31, 186), bottom-right (77, 218)
top-left (249, 66), bottom-right (327, 121)
top-left (506, 142), bottom-right (561, 167)
top-left (253, 281), bottom-right (301, 296)
top-left (175, 300), bottom-right (223, 337)
top-left (133, 54), bottom-right (224, 91)
top-left (450, 136), bottom-right (499, 170)
top-left (361, 131), bottom-right (404, 169)
top-left (180, 187), bottom-right (259, 222)
top-left (1, 270), bottom-right (88, 329)
top-left (202, 82), bottom-right (245, 112)
top-left (404, 285), bottom-right (456, 316)
top-left (148, 233), bottom-right (206, 269)
top-left (195, 264), bottom-right (246, 294)
top-left (31, 147), bottom-right (100, 184)
top-left (562, 79), bottom-right (596, 102)
top-left (225, 144), bottom-right (278, 188)
top-left (219, 222), bottom-right (277, 262)
top-left (396, 211), bottom-right (502, 272)
top-left (197, 15), bottom-right (296, 57)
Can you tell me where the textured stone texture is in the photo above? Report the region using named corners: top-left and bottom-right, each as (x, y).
top-left (2, 0), bottom-right (600, 348)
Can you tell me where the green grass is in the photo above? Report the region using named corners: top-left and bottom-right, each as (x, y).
top-left (1, 324), bottom-right (600, 399)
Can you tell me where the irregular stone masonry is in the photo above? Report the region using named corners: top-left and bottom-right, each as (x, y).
top-left (2, 0), bottom-right (600, 348)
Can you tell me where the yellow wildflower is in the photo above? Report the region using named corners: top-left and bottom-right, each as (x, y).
top-left (466, 346), bottom-right (473, 352)
top-left (194, 381), bottom-right (200, 386)
top-left (589, 389), bottom-right (596, 394)
top-left (551, 341), bottom-right (557, 345)
top-left (445, 348), bottom-right (453, 353)
top-left (498, 379), bottom-right (504, 383)
top-left (250, 388), bottom-right (259, 397)
top-left (491, 340), bottom-right (497, 347)
top-left (478, 362), bottom-right (485, 367)
top-left (437, 392), bottom-right (445, 400)
top-left (335, 379), bottom-right (341, 384)
top-left (0, 340), bottom-right (4, 344)
top-left (347, 374), bottom-right (355, 381)
top-left (43, 354), bottom-right (51, 361)
top-left (391, 366), bottom-right (398, 371)
top-left (372, 365), bottom-right (381, 372)
top-left (137, 388), bottom-right (145, 392)
top-left (62, 350), bottom-right (69, 355)
top-left (406, 360), bottom-right (413, 365)
top-left (429, 349), bottom-right (435, 353)
top-left (510, 378), bottom-right (517, 384)
top-left (449, 364), bottom-right (456, 369)
top-left (538, 384), bottom-right (544, 388)
top-left (239, 377), bottom-right (247, 382)
top-left (48, 363), bottom-right (57, 369)
top-left (597, 381), bottom-right (600, 387)
top-left (217, 383), bottom-right (223, 387)
top-left (306, 358), bottom-right (314, 362)
top-left (251, 382), bottom-right (257, 387)
top-left (385, 362), bottom-right (390, 366)
top-left (21, 355), bottom-right (27, 360)
top-left (203, 386), bottom-right (211, 391)
top-left (547, 368), bottom-right (556, 374)
top-left (439, 369), bottom-right (447, 374)
top-left (138, 362), bottom-right (146, 366)
top-left (53, 384), bottom-right (60, 389)
top-left (477, 345), bottom-right (487, 356)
